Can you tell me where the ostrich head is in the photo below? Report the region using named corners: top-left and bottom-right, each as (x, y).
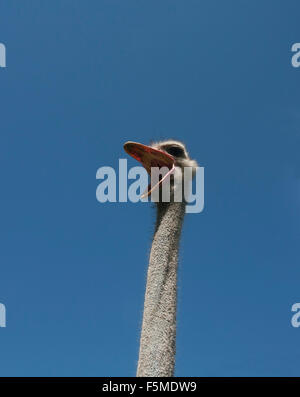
top-left (124, 139), bottom-right (197, 201)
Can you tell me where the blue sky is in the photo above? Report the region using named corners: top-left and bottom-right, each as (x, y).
top-left (0, 0), bottom-right (300, 376)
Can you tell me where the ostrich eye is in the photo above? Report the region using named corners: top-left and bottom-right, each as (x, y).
top-left (165, 146), bottom-right (185, 157)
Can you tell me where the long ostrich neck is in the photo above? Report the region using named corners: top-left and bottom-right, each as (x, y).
top-left (137, 201), bottom-right (185, 377)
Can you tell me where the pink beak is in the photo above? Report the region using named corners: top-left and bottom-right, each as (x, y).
top-left (123, 141), bottom-right (176, 198)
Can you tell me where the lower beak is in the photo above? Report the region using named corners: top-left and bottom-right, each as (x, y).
top-left (123, 141), bottom-right (175, 198)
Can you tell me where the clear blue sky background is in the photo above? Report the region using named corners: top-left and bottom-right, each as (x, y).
top-left (0, 0), bottom-right (300, 376)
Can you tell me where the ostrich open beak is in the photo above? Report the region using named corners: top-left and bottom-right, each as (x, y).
top-left (123, 141), bottom-right (175, 198)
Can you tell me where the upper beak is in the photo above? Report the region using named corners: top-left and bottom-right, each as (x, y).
top-left (123, 141), bottom-right (175, 198)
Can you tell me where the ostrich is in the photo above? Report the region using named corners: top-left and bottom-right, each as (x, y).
top-left (124, 140), bottom-right (197, 377)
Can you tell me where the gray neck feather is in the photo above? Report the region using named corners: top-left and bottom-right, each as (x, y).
top-left (136, 201), bottom-right (185, 377)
